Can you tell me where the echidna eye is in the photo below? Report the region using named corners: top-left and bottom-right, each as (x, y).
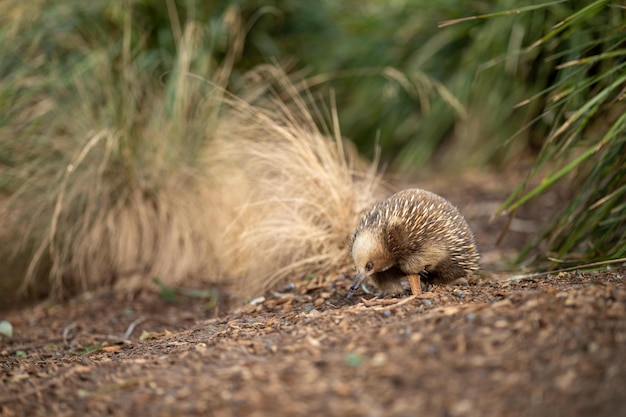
top-left (365, 262), bottom-right (373, 272)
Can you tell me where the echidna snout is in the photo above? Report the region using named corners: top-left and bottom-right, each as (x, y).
top-left (348, 188), bottom-right (479, 297)
top-left (348, 228), bottom-right (393, 295)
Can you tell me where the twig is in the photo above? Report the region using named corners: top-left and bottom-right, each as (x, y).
top-left (355, 295), bottom-right (418, 310)
top-left (123, 317), bottom-right (146, 339)
top-left (361, 297), bottom-right (406, 307)
top-left (371, 295), bottom-right (418, 311)
top-left (504, 257), bottom-right (626, 282)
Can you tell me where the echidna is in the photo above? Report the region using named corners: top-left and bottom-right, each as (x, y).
top-left (348, 188), bottom-right (479, 296)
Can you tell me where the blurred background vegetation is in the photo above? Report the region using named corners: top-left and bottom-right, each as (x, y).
top-left (0, 0), bottom-right (624, 300)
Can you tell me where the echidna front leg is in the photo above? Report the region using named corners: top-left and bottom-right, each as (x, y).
top-left (407, 274), bottom-right (422, 295)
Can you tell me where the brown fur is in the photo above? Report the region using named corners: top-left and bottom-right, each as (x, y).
top-left (371, 266), bottom-right (407, 294)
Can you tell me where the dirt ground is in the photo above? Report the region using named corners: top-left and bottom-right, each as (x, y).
top-left (1, 173), bottom-right (625, 416)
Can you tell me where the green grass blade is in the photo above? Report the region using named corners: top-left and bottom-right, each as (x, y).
top-left (438, 1), bottom-right (567, 28)
top-left (548, 72), bottom-right (626, 142)
top-left (529, 0), bottom-right (610, 49)
top-left (503, 112), bottom-right (626, 214)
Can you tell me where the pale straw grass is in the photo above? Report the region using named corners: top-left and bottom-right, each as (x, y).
top-left (210, 67), bottom-right (382, 298)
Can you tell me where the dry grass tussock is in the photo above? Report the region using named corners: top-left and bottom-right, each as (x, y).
top-left (1, 58), bottom-right (382, 300)
top-left (211, 67), bottom-right (383, 298)
top-left (1, 85), bottom-right (229, 299)
top-left (1, 22), bottom-right (229, 299)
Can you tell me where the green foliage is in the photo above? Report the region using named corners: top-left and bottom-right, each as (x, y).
top-left (233, 0), bottom-right (577, 169)
top-left (4, 1), bottom-right (617, 173)
top-left (345, 351), bottom-right (364, 367)
top-left (496, 0), bottom-right (626, 267)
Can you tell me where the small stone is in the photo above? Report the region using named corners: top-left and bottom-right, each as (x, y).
top-left (371, 352), bottom-right (387, 366)
top-left (494, 319), bottom-right (509, 328)
top-left (0, 321), bottom-right (13, 339)
top-left (564, 296), bottom-right (577, 306)
top-left (410, 333), bottom-right (424, 342)
top-left (453, 289), bottom-right (466, 298)
top-left (249, 296), bottom-right (265, 305)
top-left (450, 399), bottom-right (473, 416)
top-left (555, 369), bottom-right (577, 391)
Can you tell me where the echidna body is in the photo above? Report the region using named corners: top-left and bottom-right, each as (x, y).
top-left (349, 188), bottom-right (479, 295)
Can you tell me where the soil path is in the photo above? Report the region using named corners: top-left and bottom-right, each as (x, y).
top-left (2, 271), bottom-right (625, 416)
